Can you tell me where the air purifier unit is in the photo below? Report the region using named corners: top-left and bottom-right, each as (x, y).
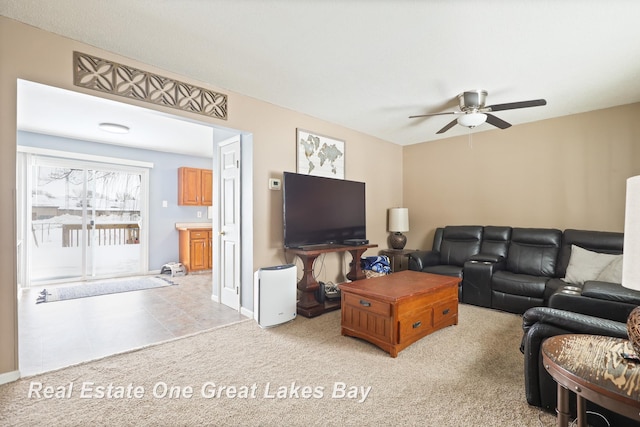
top-left (254, 264), bottom-right (297, 328)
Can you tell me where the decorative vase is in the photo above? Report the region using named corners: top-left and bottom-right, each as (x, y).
top-left (627, 306), bottom-right (640, 356)
top-left (389, 232), bottom-right (407, 250)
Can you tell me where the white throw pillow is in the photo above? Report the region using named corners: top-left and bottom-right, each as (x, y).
top-left (595, 255), bottom-right (623, 284)
top-left (563, 245), bottom-right (619, 286)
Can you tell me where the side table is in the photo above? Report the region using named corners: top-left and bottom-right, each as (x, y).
top-left (542, 334), bottom-right (640, 427)
top-left (379, 248), bottom-right (417, 272)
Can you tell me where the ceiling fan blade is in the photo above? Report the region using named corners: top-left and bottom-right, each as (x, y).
top-left (485, 113), bottom-right (512, 129)
top-left (485, 99), bottom-right (546, 112)
top-left (409, 111), bottom-right (459, 119)
top-left (436, 118), bottom-right (458, 134)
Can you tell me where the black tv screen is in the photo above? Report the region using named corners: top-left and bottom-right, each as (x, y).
top-left (283, 172), bottom-right (366, 248)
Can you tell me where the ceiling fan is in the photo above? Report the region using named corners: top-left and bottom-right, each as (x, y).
top-left (409, 90), bottom-right (546, 134)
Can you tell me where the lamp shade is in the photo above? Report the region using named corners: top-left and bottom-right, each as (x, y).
top-left (457, 113), bottom-right (487, 128)
top-left (388, 208), bottom-right (409, 232)
top-left (623, 175), bottom-right (640, 291)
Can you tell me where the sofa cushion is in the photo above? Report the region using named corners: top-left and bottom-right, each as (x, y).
top-left (506, 228), bottom-right (562, 276)
top-left (595, 255), bottom-right (623, 284)
top-left (478, 226), bottom-right (512, 259)
top-left (492, 271), bottom-right (548, 298)
top-left (422, 264), bottom-right (464, 278)
top-left (564, 245), bottom-right (619, 285)
top-left (437, 226), bottom-right (483, 266)
top-left (555, 229), bottom-right (624, 278)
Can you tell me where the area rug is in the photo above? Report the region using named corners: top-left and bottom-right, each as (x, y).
top-left (35, 276), bottom-right (176, 304)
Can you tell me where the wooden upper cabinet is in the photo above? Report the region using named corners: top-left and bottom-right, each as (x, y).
top-left (178, 167), bottom-right (213, 206)
top-left (201, 169), bottom-right (213, 206)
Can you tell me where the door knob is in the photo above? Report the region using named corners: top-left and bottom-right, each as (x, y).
top-left (219, 231), bottom-right (225, 236)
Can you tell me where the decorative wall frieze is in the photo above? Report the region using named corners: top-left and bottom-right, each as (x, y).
top-left (73, 51), bottom-right (227, 120)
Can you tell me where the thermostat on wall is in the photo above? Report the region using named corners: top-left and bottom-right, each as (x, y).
top-left (269, 178), bottom-right (281, 190)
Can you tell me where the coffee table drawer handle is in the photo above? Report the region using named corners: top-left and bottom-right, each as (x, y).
top-left (442, 308), bottom-right (450, 315)
top-left (413, 321), bottom-right (422, 329)
top-left (359, 300), bottom-right (371, 307)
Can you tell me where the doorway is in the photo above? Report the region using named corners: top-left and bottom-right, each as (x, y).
top-left (15, 80), bottom-right (251, 376)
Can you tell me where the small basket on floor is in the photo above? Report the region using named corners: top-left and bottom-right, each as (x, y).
top-left (361, 255), bottom-right (391, 278)
top-left (365, 270), bottom-right (387, 279)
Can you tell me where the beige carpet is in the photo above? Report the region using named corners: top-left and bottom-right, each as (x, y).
top-left (0, 304), bottom-right (555, 426)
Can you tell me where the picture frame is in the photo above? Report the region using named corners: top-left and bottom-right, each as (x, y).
top-left (296, 128), bottom-right (345, 179)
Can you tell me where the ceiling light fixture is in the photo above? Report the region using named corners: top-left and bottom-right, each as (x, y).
top-left (99, 122), bottom-right (130, 134)
top-left (457, 113), bottom-right (487, 128)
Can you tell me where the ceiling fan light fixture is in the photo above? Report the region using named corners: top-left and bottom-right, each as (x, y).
top-left (457, 113), bottom-right (487, 128)
top-left (99, 122), bottom-right (130, 134)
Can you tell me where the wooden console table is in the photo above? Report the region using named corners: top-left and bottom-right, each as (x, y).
top-left (286, 244), bottom-right (377, 318)
top-left (542, 334), bottom-right (640, 426)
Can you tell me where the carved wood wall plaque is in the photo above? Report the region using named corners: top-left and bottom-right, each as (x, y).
top-left (73, 51), bottom-right (227, 120)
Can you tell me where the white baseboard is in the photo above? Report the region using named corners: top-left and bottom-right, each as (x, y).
top-left (241, 307), bottom-right (253, 319)
top-left (210, 294), bottom-right (253, 319)
top-left (0, 370), bottom-right (20, 385)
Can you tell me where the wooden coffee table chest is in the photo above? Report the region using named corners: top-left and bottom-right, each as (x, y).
top-left (339, 270), bottom-right (459, 357)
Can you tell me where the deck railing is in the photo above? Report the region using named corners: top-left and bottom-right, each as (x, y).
top-left (61, 223), bottom-right (140, 247)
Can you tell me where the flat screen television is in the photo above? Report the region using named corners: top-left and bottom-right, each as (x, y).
top-left (283, 172), bottom-right (366, 248)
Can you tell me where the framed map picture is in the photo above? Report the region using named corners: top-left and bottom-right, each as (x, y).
top-left (296, 129), bottom-right (345, 179)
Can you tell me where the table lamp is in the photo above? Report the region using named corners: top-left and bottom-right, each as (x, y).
top-left (622, 175), bottom-right (640, 354)
top-left (388, 208), bottom-right (409, 250)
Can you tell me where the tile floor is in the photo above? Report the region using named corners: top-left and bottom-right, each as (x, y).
top-left (18, 273), bottom-right (247, 376)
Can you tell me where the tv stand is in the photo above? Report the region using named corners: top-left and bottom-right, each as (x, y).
top-left (286, 243), bottom-right (377, 318)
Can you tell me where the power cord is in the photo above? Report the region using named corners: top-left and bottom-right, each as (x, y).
top-left (570, 411), bottom-right (610, 427)
top-left (537, 409), bottom-right (610, 427)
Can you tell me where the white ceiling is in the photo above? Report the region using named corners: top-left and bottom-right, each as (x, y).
top-left (4, 1), bottom-right (640, 147)
top-left (17, 80), bottom-right (235, 157)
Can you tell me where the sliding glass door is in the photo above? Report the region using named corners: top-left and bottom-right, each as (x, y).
top-left (27, 156), bottom-right (147, 284)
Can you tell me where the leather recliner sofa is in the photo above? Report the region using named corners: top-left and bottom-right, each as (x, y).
top-left (521, 307), bottom-right (637, 427)
top-left (410, 225), bottom-right (640, 424)
top-left (545, 229), bottom-right (639, 322)
top-left (406, 225), bottom-right (483, 300)
top-left (408, 225), bottom-right (634, 316)
top-left (490, 227), bottom-right (562, 313)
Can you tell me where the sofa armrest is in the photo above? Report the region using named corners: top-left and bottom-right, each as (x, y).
top-left (520, 307), bottom-right (628, 408)
top-left (462, 260), bottom-right (499, 307)
top-left (548, 282), bottom-right (640, 323)
top-left (582, 280), bottom-right (640, 305)
top-left (407, 250), bottom-right (440, 272)
top-left (521, 306), bottom-right (628, 339)
top-left (468, 253), bottom-right (504, 263)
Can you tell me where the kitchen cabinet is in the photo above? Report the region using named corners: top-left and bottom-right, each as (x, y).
top-left (178, 167), bottom-right (213, 206)
top-left (178, 228), bottom-right (212, 272)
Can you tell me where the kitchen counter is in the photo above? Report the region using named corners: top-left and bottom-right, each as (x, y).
top-left (175, 222), bottom-right (213, 231)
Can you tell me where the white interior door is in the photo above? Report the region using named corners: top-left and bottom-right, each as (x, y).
top-left (218, 136), bottom-right (241, 310)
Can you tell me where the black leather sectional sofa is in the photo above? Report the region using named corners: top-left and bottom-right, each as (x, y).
top-left (407, 225), bottom-right (639, 318)
top-left (408, 225), bottom-right (640, 426)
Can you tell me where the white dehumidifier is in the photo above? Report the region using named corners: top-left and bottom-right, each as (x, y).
top-left (254, 264), bottom-right (297, 328)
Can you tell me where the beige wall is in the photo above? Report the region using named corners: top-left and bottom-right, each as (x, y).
top-left (404, 103), bottom-right (640, 249)
top-left (0, 18), bottom-right (402, 377)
